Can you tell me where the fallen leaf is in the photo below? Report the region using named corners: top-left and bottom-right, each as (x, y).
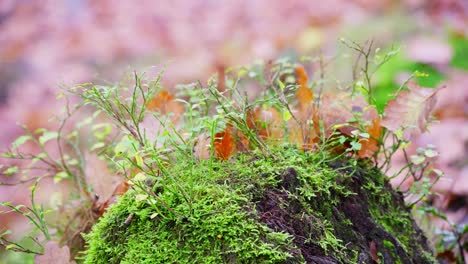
top-left (93, 180), bottom-right (130, 217)
top-left (214, 128), bottom-right (235, 160)
top-left (382, 82), bottom-right (440, 140)
top-left (193, 133), bottom-right (211, 160)
top-left (35, 241), bottom-right (75, 264)
top-left (146, 90), bottom-right (184, 122)
top-left (295, 65), bottom-right (314, 108)
top-left (319, 93), bottom-right (373, 136)
top-left (358, 116), bottom-right (382, 158)
top-left (247, 106), bottom-right (284, 140)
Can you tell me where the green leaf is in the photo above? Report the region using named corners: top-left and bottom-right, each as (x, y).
top-left (424, 149), bottom-right (438, 158)
top-left (237, 68), bottom-right (248, 78)
top-left (359, 132), bottom-right (370, 139)
top-left (92, 123), bottom-right (113, 140)
top-left (54, 171), bottom-right (68, 184)
top-left (2, 166), bottom-right (18, 176)
top-left (39, 131), bottom-right (58, 145)
top-left (350, 141), bottom-right (361, 151)
top-left (135, 154), bottom-right (144, 167)
top-left (282, 110), bottom-right (291, 121)
top-left (90, 142), bottom-right (106, 151)
top-left (12, 135), bottom-right (32, 149)
top-left (31, 153), bottom-right (48, 164)
top-left (68, 159), bottom-right (79, 166)
top-left (2, 152), bottom-right (15, 158)
top-left (432, 169), bottom-right (444, 177)
top-left (5, 244), bottom-right (16, 250)
top-left (410, 155), bottom-right (425, 165)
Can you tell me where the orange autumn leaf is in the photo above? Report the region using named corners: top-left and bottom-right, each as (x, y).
top-left (358, 117), bottom-right (382, 158)
top-left (146, 90), bottom-right (184, 122)
top-left (214, 128), bottom-right (235, 160)
top-left (295, 65), bottom-right (314, 108)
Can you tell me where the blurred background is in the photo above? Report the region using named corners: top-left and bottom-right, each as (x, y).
top-left (0, 0), bottom-right (467, 262)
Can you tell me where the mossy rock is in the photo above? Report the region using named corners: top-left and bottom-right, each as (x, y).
top-left (83, 147), bottom-right (436, 263)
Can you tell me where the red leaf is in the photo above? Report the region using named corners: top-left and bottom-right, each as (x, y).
top-left (382, 82), bottom-right (441, 140)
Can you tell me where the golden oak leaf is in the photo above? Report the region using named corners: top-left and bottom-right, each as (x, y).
top-left (295, 65), bottom-right (314, 107)
top-left (382, 82), bottom-right (440, 140)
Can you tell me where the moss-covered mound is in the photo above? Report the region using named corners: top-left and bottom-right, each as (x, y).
top-left (83, 147), bottom-right (436, 263)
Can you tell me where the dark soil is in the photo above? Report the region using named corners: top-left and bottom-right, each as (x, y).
top-left (255, 163), bottom-right (434, 264)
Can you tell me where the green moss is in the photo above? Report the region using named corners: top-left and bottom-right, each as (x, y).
top-left (84, 181), bottom-right (295, 263)
top-left (83, 146), bottom-right (436, 263)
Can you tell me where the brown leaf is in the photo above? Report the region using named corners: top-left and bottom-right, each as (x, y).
top-left (382, 82), bottom-right (440, 140)
top-left (247, 106), bottom-right (284, 140)
top-left (93, 180), bottom-right (130, 217)
top-left (35, 241), bottom-right (75, 264)
top-left (369, 240), bottom-right (379, 263)
top-left (193, 133), bottom-right (211, 160)
top-left (216, 63), bottom-right (226, 92)
top-left (319, 93), bottom-right (373, 136)
top-left (214, 128), bottom-right (235, 160)
top-left (295, 65), bottom-right (314, 108)
top-left (111, 180), bottom-right (130, 196)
